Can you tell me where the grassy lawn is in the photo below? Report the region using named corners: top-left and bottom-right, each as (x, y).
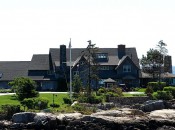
top-left (0, 93), bottom-right (72, 111)
top-left (0, 94), bottom-right (20, 105)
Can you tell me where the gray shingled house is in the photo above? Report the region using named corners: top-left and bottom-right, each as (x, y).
top-left (0, 44), bottom-right (141, 90)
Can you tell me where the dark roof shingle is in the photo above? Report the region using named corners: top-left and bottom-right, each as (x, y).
top-left (0, 61), bottom-right (30, 80)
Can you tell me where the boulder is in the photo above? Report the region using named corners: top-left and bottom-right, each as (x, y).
top-left (140, 100), bottom-right (165, 112)
top-left (149, 109), bottom-right (175, 119)
top-left (12, 112), bottom-right (36, 123)
top-left (34, 112), bottom-right (57, 129)
top-left (97, 102), bottom-right (115, 110)
top-left (91, 108), bottom-right (144, 117)
top-left (57, 113), bottom-right (83, 121)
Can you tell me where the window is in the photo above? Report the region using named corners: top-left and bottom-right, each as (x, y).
top-left (80, 61), bottom-right (84, 65)
top-left (99, 66), bottom-right (110, 70)
top-left (123, 65), bottom-right (131, 72)
top-left (96, 53), bottom-right (108, 59)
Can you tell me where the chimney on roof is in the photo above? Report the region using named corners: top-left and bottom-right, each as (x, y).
top-left (118, 44), bottom-right (126, 59)
top-left (60, 45), bottom-right (67, 68)
top-left (164, 55), bottom-right (172, 73)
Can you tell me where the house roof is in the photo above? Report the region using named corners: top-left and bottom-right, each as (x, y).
top-left (29, 54), bottom-right (50, 70)
top-left (0, 61), bottom-right (30, 80)
top-left (116, 55), bottom-right (140, 70)
top-left (141, 72), bottom-right (175, 78)
top-left (104, 78), bottom-right (116, 83)
top-left (49, 47), bottom-right (140, 68)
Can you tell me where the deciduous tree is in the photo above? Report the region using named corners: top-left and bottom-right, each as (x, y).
top-left (9, 77), bottom-right (39, 101)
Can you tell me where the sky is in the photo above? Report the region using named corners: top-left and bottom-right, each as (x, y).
top-left (0, 0), bottom-right (175, 65)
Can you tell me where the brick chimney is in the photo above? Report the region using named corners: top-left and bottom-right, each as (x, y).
top-left (164, 55), bottom-right (172, 73)
top-left (118, 44), bottom-right (126, 59)
top-left (60, 45), bottom-right (67, 68)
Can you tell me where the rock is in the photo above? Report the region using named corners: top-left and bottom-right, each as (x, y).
top-left (0, 120), bottom-right (12, 129)
top-left (91, 108), bottom-right (144, 117)
top-left (71, 101), bottom-right (78, 106)
top-left (157, 125), bottom-right (175, 130)
top-left (12, 112), bottom-right (36, 123)
top-left (57, 113), bottom-right (83, 121)
top-left (97, 102), bottom-right (115, 110)
top-left (140, 100), bottom-right (165, 112)
top-left (149, 109), bottom-right (175, 119)
top-left (34, 112), bottom-right (57, 129)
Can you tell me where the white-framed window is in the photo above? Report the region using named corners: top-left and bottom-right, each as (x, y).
top-left (73, 71), bottom-right (79, 75)
top-left (123, 65), bottom-right (131, 72)
top-left (96, 53), bottom-right (108, 59)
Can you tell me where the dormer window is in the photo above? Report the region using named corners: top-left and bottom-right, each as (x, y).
top-left (123, 65), bottom-right (131, 72)
top-left (96, 53), bottom-right (108, 59)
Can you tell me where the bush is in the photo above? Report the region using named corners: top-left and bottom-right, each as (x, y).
top-left (98, 87), bottom-right (106, 94)
top-left (72, 103), bottom-right (97, 114)
top-left (1, 104), bottom-right (20, 120)
top-left (63, 97), bottom-right (72, 104)
top-left (145, 86), bottom-right (154, 95)
top-left (50, 103), bottom-right (60, 108)
top-left (77, 95), bottom-right (103, 104)
top-left (9, 77), bottom-right (39, 101)
top-left (153, 91), bottom-right (173, 100)
top-left (148, 82), bottom-right (166, 92)
top-left (21, 97), bottom-right (49, 110)
top-left (0, 89), bottom-right (12, 93)
top-left (163, 86), bottom-right (175, 98)
top-left (106, 87), bottom-right (123, 97)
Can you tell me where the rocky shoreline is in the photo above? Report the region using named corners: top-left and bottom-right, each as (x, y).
top-left (0, 99), bottom-right (175, 130)
top-left (0, 108), bottom-right (175, 130)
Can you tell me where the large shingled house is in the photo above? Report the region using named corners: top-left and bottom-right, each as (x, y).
top-left (0, 44), bottom-right (141, 90)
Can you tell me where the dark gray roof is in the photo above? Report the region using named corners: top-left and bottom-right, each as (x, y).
top-left (29, 54), bottom-right (50, 70)
top-left (0, 61), bottom-right (30, 80)
top-left (49, 47), bottom-right (140, 68)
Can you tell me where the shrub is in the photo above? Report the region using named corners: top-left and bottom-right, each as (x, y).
top-left (98, 87), bottom-right (106, 94)
top-left (72, 103), bottom-right (97, 114)
top-left (1, 104), bottom-right (20, 120)
top-left (163, 86), bottom-right (175, 98)
top-left (145, 86), bottom-right (154, 95)
top-left (21, 97), bottom-right (49, 110)
top-left (63, 97), bottom-right (72, 104)
top-left (0, 89), bottom-right (12, 93)
top-left (153, 91), bottom-right (173, 100)
top-left (148, 82), bottom-right (166, 92)
top-left (106, 87), bottom-right (123, 97)
top-left (77, 95), bottom-right (103, 104)
top-left (50, 103), bottom-right (60, 108)
top-left (8, 77), bottom-right (39, 101)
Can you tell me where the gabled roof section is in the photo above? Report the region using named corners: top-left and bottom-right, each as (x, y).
top-left (0, 61), bottom-right (30, 80)
top-left (49, 46), bottom-right (140, 68)
top-left (29, 54), bottom-right (50, 70)
top-left (116, 56), bottom-right (140, 70)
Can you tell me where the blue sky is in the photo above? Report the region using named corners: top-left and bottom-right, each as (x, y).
top-left (0, 0), bottom-right (175, 65)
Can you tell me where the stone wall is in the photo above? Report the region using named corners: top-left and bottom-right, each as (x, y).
top-left (109, 96), bottom-right (150, 105)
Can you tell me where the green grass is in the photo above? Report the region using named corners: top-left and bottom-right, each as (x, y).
top-left (0, 94), bottom-right (20, 105)
top-left (0, 93), bottom-right (73, 112)
top-left (137, 88), bottom-right (146, 92)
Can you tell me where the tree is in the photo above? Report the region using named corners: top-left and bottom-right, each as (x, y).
top-left (140, 40), bottom-right (168, 82)
top-left (72, 75), bottom-right (82, 93)
top-left (81, 40), bottom-right (99, 96)
top-left (9, 77), bottom-right (39, 101)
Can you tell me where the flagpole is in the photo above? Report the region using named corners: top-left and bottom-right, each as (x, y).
top-left (69, 38), bottom-right (72, 102)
